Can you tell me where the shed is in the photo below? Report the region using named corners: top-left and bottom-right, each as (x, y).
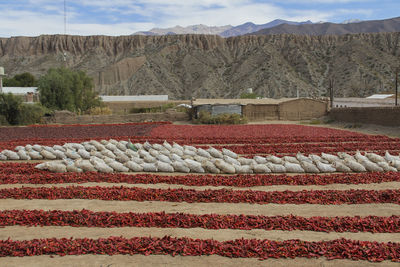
top-left (193, 98), bottom-right (328, 121)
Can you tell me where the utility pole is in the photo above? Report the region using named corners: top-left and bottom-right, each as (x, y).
top-left (329, 78), bottom-right (334, 109)
top-left (396, 68), bottom-right (398, 106)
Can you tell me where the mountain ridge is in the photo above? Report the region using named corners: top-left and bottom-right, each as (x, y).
top-left (0, 33), bottom-right (399, 99)
top-left (251, 16), bottom-right (400, 35)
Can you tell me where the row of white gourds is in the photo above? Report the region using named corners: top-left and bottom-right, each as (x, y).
top-left (1, 139), bottom-right (399, 173)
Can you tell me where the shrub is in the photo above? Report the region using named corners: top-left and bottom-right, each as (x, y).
top-left (129, 103), bottom-right (177, 114)
top-left (240, 92), bottom-right (259, 99)
top-left (0, 93), bottom-right (22, 125)
top-left (195, 111), bottom-right (247, 124)
top-left (85, 106), bottom-right (112, 115)
top-left (17, 103), bottom-right (49, 125)
top-left (38, 67), bottom-right (102, 113)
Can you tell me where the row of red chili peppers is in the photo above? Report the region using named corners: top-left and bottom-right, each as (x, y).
top-left (0, 236), bottom-right (398, 261)
top-left (1, 186), bottom-right (399, 205)
top-left (1, 210), bottom-right (399, 233)
top-left (27, 121), bottom-right (172, 128)
top-left (0, 135), bottom-right (394, 149)
top-left (1, 163), bottom-right (400, 186)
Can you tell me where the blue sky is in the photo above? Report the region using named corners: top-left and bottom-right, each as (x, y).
top-left (0, 0), bottom-right (399, 37)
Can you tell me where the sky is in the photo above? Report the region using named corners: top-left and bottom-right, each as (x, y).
top-left (0, 0), bottom-right (399, 37)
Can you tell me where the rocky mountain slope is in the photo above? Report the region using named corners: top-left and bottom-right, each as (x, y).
top-left (252, 17), bottom-right (400, 35)
top-left (0, 33), bottom-right (399, 99)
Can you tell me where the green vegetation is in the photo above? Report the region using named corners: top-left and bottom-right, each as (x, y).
top-left (129, 103), bottom-right (178, 114)
top-left (38, 67), bottom-right (102, 113)
top-left (85, 106), bottom-right (112, 115)
top-left (3, 72), bottom-right (37, 87)
top-left (0, 93), bottom-right (48, 125)
top-left (240, 92), bottom-right (259, 99)
top-left (0, 93), bottom-right (22, 125)
top-left (194, 111), bottom-right (247, 125)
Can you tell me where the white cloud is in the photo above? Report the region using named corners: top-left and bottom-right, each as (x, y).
top-left (0, 0), bottom-right (382, 36)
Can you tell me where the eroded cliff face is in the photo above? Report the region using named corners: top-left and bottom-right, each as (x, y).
top-left (0, 33), bottom-right (399, 99)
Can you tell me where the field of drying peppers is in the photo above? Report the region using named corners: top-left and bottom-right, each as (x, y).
top-left (1, 122), bottom-right (400, 266)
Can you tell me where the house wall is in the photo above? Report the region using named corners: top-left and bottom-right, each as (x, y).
top-left (242, 104), bottom-right (279, 121)
top-left (279, 99), bottom-right (328, 120)
top-left (329, 107), bottom-right (400, 126)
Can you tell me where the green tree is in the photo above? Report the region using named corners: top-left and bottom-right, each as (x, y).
top-left (38, 67), bottom-right (102, 112)
top-left (0, 93), bottom-right (22, 125)
top-left (3, 72), bottom-right (37, 87)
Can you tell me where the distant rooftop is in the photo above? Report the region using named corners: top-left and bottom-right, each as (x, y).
top-left (366, 94), bottom-right (394, 99)
top-left (192, 98), bottom-right (324, 106)
top-left (100, 95), bottom-right (168, 102)
top-left (2, 87), bottom-right (37, 94)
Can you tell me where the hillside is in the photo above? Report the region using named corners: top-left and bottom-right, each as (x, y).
top-left (0, 33), bottom-right (399, 99)
top-left (252, 17), bottom-right (400, 35)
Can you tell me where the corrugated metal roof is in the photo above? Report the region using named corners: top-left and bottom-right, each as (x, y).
top-left (192, 98), bottom-right (314, 106)
top-left (100, 95), bottom-right (168, 102)
top-left (366, 94), bottom-right (394, 99)
top-left (1, 87), bottom-right (37, 94)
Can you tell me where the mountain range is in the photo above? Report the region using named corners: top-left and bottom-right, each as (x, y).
top-left (251, 17), bottom-right (400, 35)
top-left (134, 17), bottom-right (400, 37)
top-left (1, 32), bottom-right (398, 99)
top-left (134, 19), bottom-right (314, 37)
